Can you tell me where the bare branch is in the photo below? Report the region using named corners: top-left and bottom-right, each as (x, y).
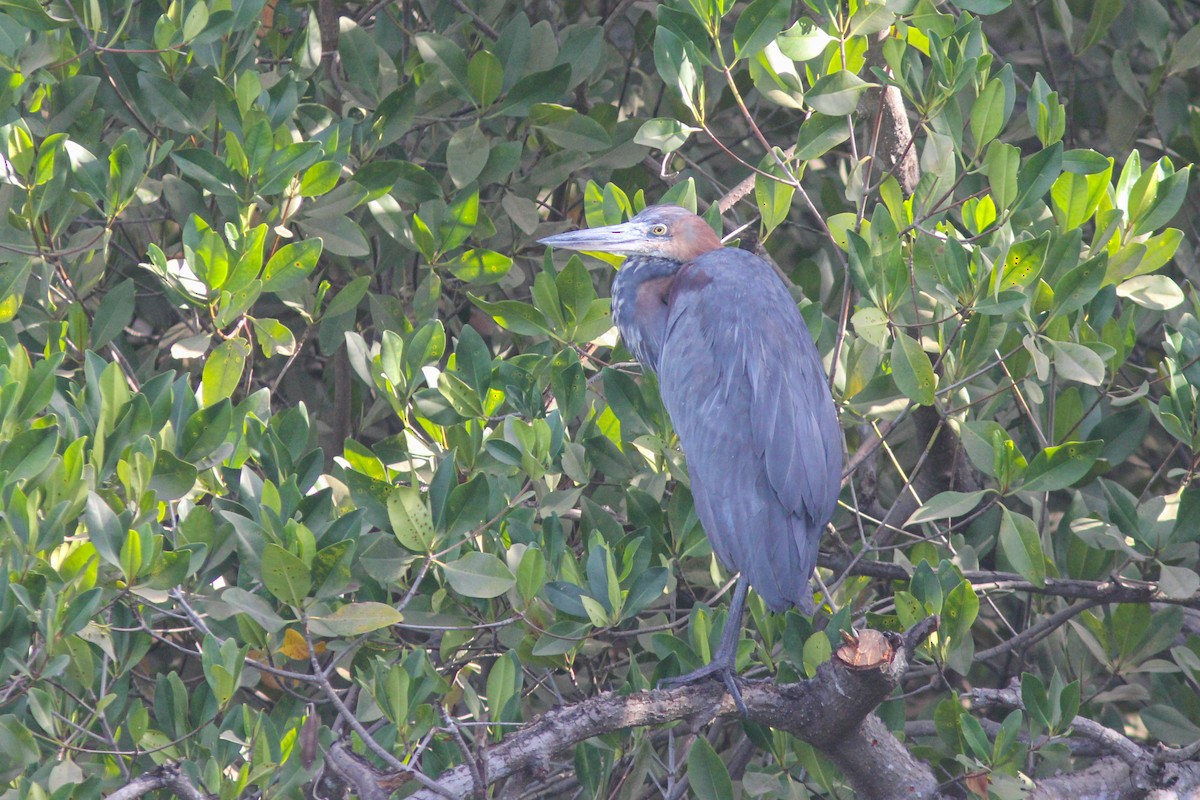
top-left (107, 763), bottom-right (209, 800)
top-left (826, 557), bottom-right (1200, 609)
top-left (326, 741), bottom-right (394, 800)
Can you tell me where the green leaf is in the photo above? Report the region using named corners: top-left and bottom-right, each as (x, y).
top-left (414, 32), bottom-right (471, 99)
top-left (446, 122), bottom-right (489, 188)
top-left (1022, 441), bottom-right (1103, 493)
top-left (150, 449), bottom-right (198, 501)
top-left (467, 50), bottom-right (503, 106)
top-left (486, 651), bottom-right (520, 720)
top-left (220, 587), bottom-right (285, 633)
top-left (383, 161), bottom-right (442, 203)
top-left (517, 547), bottom-right (547, 603)
top-left (178, 399), bottom-right (232, 462)
top-left (323, 275), bottom-right (371, 318)
top-left (776, 17), bottom-right (834, 61)
top-left (623, 567), bottom-right (668, 619)
top-left (802, 630), bottom-right (832, 677)
top-left (654, 26), bottom-right (701, 117)
top-left (261, 543), bottom-right (312, 607)
top-left (733, 0), bottom-right (789, 60)
top-left (1158, 564), bottom-right (1200, 600)
top-left (493, 67), bottom-right (572, 117)
top-left (794, 113), bottom-right (852, 160)
top-left (999, 508), bottom-right (1046, 587)
top-left (1118, 273), bottom-right (1185, 309)
top-left (952, 0), bottom-right (1010, 12)
top-left (891, 332), bottom-right (936, 405)
top-left (970, 78), bottom-right (1007, 155)
top-left (262, 238), bottom-right (322, 292)
top-left (755, 149), bottom-right (795, 236)
top-left (1051, 166), bottom-right (1110, 231)
top-left (1049, 254), bottom-right (1106, 318)
top-left (635, 118), bottom-right (699, 153)
top-left (438, 371), bottom-right (485, 418)
top-left (388, 486), bottom-right (437, 551)
top-left (687, 736), bottom-right (734, 800)
top-left (446, 249), bottom-right (512, 286)
top-left (806, 70), bottom-right (873, 116)
top-left (1134, 165), bottom-right (1190, 234)
top-left (1047, 340), bottom-right (1106, 386)
top-left (442, 552), bottom-right (515, 599)
top-left (0, 716), bottom-right (40, 772)
top-left (1167, 22), bottom-right (1200, 75)
top-left (295, 215), bottom-right (369, 258)
top-left (442, 189), bottom-right (479, 251)
top-left (942, 580), bottom-right (979, 675)
top-left (848, 3), bottom-right (895, 36)
top-left (444, 474), bottom-right (492, 538)
top-left (1062, 148), bottom-right (1112, 174)
top-left (0, 258), bottom-right (32, 323)
top-left (172, 148), bottom-right (239, 197)
top-left (308, 602), bottom-right (403, 637)
top-left (907, 490), bottom-right (988, 525)
top-left (851, 306), bottom-right (889, 349)
top-left (983, 140), bottom-right (1019, 212)
top-left (996, 234), bottom-right (1049, 292)
top-left (1021, 672), bottom-right (1052, 729)
top-left (530, 104), bottom-right (612, 152)
top-left (469, 295), bottom-right (553, 337)
top-left (0, 426), bottom-right (57, 482)
top-left (959, 714), bottom-right (992, 760)
top-left (1080, 0), bottom-right (1124, 53)
top-left (91, 278), bottom-right (136, 349)
top-left (84, 492), bottom-right (122, 568)
top-left (250, 317), bottom-right (297, 357)
top-left (258, 142), bottom-right (324, 195)
top-left (1015, 142), bottom-right (1063, 211)
top-left (297, 161), bottom-right (341, 197)
top-left (226, 225), bottom-right (267, 293)
top-left (201, 337), bottom-right (249, 406)
top-left (556, 256), bottom-right (597, 325)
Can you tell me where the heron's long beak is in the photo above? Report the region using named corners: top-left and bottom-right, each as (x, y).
top-left (538, 222), bottom-right (651, 255)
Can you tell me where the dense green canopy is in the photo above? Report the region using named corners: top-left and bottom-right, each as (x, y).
top-left (1, 0), bottom-right (1199, 798)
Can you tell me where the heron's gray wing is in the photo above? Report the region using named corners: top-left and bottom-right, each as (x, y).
top-left (656, 249), bottom-right (841, 613)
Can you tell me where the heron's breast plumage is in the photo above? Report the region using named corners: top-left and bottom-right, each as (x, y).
top-left (654, 248), bottom-right (842, 613)
top-left (610, 256), bottom-right (681, 371)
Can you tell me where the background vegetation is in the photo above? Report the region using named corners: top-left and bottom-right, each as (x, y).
top-left (1, 0), bottom-right (1200, 797)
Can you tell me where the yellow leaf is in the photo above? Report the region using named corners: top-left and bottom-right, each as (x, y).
top-left (278, 628), bottom-right (311, 660)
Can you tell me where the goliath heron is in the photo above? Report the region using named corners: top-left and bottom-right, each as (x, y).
top-left (540, 205), bottom-right (842, 709)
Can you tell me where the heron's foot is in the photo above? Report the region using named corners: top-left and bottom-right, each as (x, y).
top-left (660, 659), bottom-right (748, 716)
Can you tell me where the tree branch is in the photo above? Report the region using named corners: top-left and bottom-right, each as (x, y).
top-left (106, 763), bottom-right (210, 800)
top-left (826, 557), bottom-right (1200, 609)
top-left (391, 619), bottom-right (942, 800)
top-left (967, 685), bottom-right (1200, 799)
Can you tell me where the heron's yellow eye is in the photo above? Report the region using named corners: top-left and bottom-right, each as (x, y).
top-left (651, 224), bottom-right (668, 235)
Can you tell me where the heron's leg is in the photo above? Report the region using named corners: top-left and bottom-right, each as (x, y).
top-left (660, 578), bottom-right (750, 715)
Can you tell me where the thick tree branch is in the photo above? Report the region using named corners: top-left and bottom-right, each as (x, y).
top-left (106, 763), bottom-right (209, 800)
top-left (391, 620), bottom-right (941, 800)
top-left (326, 742), bottom-right (394, 800)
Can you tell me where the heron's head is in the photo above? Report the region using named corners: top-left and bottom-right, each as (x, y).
top-left (538, 205), bottom-right (722, 262)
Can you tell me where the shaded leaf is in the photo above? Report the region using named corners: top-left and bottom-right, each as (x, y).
top-left (443, 552), bottom-right (515, 599)
top-left (891, 332), bottom-right (936, 405)
top-left (999, 509), bottom-right (1046, 587)
top-left (309, 602), bottom-right (403, 637)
